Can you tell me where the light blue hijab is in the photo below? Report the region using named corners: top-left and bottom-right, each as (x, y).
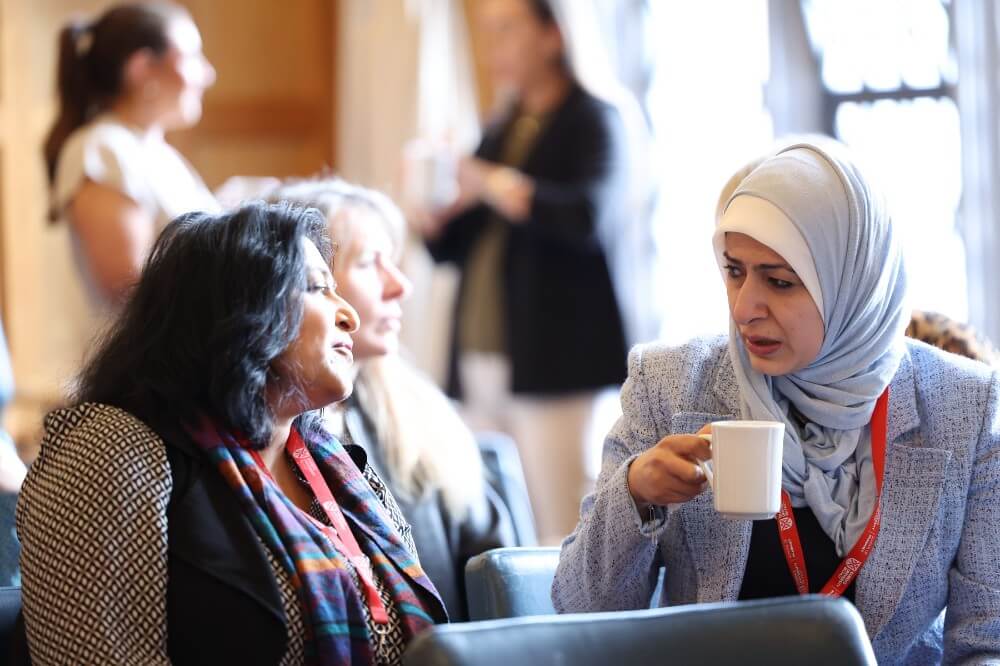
top-left (715, 143), bottom-right (909, 555)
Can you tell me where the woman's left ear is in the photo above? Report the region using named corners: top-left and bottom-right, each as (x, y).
top-left (122, 48), bottom-right (158, 93)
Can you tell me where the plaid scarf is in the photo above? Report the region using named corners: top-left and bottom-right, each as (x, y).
top-left (185, 417), bottom-right (441, 665)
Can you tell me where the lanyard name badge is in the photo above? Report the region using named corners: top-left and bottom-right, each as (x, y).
top-left (251, 431), bottom-right (389, 625)
top-left (775, 388), bottom-right (889, 597)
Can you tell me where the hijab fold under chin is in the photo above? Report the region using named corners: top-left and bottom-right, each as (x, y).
top-left (714, 143), bottom-right (908, 556)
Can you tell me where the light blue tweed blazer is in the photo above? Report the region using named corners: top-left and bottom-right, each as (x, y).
top-left (553, 336), bottom-right (1000, 665)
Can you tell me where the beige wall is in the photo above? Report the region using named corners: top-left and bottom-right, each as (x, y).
top-left (171, 0), bottom-right (337, 187)
top-left (0, 0), bottom-right (112, 449)
top-left (0, 0), bottom-right (338, 454)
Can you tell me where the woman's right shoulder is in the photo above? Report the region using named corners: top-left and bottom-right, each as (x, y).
top-left (43, 402), bottom-right (158, 442)
top-left (60, 118), bottom-right (142, 165)
top-left (53, 118), bottom-right (148, 212)
top-left (628, 335), bottom-right (730, 380)
top-left (624, 335), bottom-right (731, 410)
top-left (17, 403), bottom-right (173, 559)
top-left (28, 403), bottom-right (170, 492)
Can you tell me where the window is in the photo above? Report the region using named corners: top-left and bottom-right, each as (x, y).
top-left (803, 0), bottom-right (965, 320)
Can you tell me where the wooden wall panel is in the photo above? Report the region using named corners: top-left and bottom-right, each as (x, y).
top-left (463, 0), bottom-right (494, 118)
top-left (171, 0), bottom-right (337, 186)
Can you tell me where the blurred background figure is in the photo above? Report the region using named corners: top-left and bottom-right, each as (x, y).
top-left (269, 177), bottom-right (516, 620)
top-left (41, 1), bottom-right (220, 407)
top-left (410, 0), bottom-right (650, 545)
top-left (44, 1), bottom-right (219, 317)
top-left (905, 309), bottom-right (1000, 366)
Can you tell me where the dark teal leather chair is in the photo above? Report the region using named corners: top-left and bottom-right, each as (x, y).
top-left (404, 595), bottom-right (877, 666)
top-left (0, 586), bottom-right (22, 663)
top-left (0, 493), bottom-right (19, 588)
top-left (464, 547), bottom-right (560, 621)
top-left (475, 432), bottom-right (537, 547)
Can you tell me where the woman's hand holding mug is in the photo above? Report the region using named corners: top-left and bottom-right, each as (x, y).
top-left (627, 425), bottom-right (712, 509)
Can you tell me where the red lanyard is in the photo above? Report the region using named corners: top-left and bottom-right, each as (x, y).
top-left (775, 388), bottom-right (889, 597)
top-left (250, 430), bottom-right (389, 625)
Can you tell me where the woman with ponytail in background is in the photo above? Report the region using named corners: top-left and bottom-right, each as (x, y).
top-left (44, 1), bottom-right (218, 316)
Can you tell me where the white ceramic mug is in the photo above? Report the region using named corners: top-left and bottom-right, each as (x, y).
top-left (697, 420), bottom-right (784, 520)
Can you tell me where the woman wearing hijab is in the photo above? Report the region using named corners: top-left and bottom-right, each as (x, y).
top-left (552, 142), bottom-right (1000, 663)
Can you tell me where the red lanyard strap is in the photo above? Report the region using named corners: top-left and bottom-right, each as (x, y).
top-left (775, 387), bottom-right (889, 597)
top-left (251, 431), bottom-right (389, 625)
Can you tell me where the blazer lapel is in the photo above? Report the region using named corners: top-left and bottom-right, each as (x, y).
top-left (854, 350), bottom-right (951, 639)
top-left (679, 493), bottom-right (754, 602)
top-left (154, 420), bottom-right (286, 624)
top-left (511, 84), bottom-right (581, 175)
top-left (710, 346), bottom-right (741, 415)
top-left (166, 448), bottom-right (286, 624)
top-left (343, 406), bottom-right (381, 475)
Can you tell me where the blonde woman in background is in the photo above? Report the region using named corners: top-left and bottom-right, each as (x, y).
top-left (269, 178), bottom-right (516, 621)
top-left (413, 0), bottom-right (645, 546)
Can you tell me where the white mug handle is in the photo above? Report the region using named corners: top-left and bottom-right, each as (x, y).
top-left (696, 433), bottom-right (714, 491)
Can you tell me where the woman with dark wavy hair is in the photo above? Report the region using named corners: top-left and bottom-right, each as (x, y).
top-left (15, 203), bottom-right (446, 665)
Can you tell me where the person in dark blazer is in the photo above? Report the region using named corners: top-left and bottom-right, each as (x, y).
top-left (416, 0), bottom-right (632, 545)
top-left (16, 203), bottom-right (446, 665)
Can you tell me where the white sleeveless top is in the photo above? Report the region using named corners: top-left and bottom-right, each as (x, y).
top-left (53, 114), bottom-right (219, 227)
top-left (50, 115), bottom-right (220, 389)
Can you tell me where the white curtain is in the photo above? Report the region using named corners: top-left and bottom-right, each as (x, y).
top-left (953, 1), bottom-right (1000, 344)
top-left (644, 0), bottom-right (773, 345)
top-left (336, 0), bottom-right (479, 387)
top-left (546, 0), bottom-right (662, 347)
top-left (336, 1), bottom-right (421, 190)
top-left (408, 0), bottom-right (480, 153)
